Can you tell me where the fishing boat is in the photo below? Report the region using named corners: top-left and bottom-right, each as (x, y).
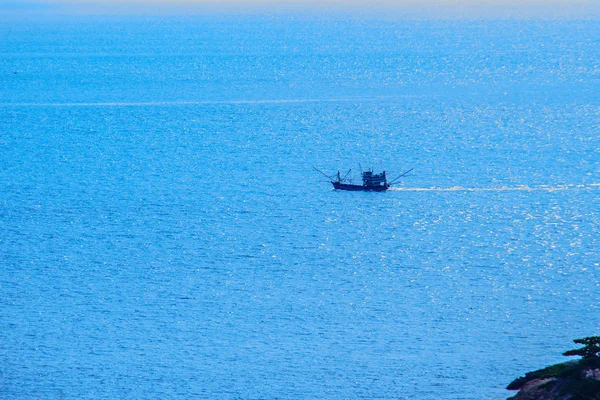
top-left (314, 167), bottom-right (413, 192)
top-left (332, 170), bottom-right (389, 191)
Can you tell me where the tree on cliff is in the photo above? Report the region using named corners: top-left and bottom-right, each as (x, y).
top-left (508, 336), bottom-right (600, 400)
top-left (563, 336), bottom-right (600, 360)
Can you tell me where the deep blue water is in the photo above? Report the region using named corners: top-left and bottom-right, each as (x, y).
top-left (1, 14), bottom-right (599, 399)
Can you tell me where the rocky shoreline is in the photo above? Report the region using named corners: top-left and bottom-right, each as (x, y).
top-left (507, 358), bottom-right (600, 400)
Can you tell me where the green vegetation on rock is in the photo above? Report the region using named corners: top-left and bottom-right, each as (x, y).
top-left (564, 336), bottom-right (600, 360)
top-left (507, 336), bottom-right (600, 400)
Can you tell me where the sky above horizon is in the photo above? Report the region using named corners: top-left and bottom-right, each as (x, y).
top-left (1, 0), bottom-right (599, 18)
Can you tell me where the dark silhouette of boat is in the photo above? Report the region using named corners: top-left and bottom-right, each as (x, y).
top-left (332, 170), bottom-right (389, 191)
top-left (314, 167), bottom-right (413, 192)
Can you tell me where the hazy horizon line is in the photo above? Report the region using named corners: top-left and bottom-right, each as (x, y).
top-left (3, 0), bottom-right (600, 19)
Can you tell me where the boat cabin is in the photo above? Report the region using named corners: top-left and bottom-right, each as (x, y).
top-left (362, 171), bottom-right (387, 188)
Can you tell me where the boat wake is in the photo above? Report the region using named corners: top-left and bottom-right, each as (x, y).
top-left (389, 184), bottom-right (600, 192)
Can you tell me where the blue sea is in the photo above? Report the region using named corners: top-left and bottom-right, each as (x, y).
top-left (1, 12), bottom-right (599, 399)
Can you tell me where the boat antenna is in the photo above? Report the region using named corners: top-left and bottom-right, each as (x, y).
top-left (358, 163), bottom-right (363, 175)
top-left (388, 168), bottom-right (414, 185)
top-left (312, 166), bottom-right (335, 181)
top-left (341, 169), bottom-right (352, 182)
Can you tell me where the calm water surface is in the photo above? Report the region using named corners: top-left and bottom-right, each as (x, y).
top-left (1, 15), bottom-right (599, 399)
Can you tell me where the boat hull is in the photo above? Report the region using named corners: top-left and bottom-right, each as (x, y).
top-left (332, 182), bottom-right (389, 192)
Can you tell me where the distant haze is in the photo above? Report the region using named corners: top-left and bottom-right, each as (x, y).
top-left (10, 0), bottom-right (600, 17)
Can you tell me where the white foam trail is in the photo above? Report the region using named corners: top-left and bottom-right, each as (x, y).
top-left (0, 95), bottom-right (428, 108)
top-left (390, 184), bottom-right (599, 192)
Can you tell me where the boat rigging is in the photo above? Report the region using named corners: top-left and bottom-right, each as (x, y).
top-left (313, 167), bottom-right (413, 192)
